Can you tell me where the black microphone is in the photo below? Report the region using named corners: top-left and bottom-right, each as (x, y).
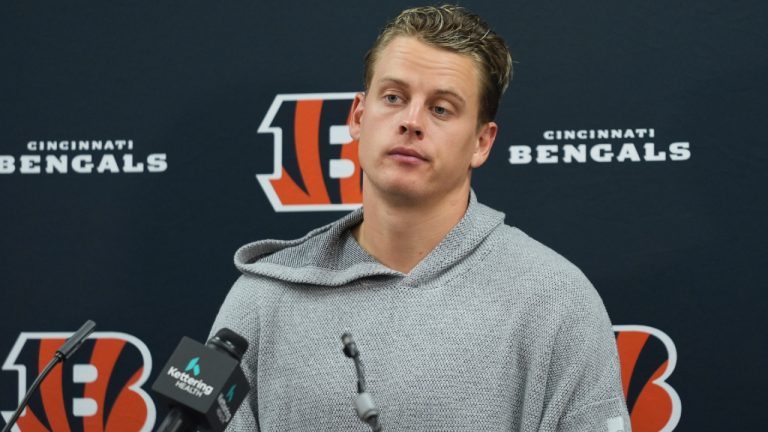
top-left (1, 320), bottom-right (96, 432)
top-left (341, 333), bottom-right (382, 432)
top-left (58, 319), bottom-right (97, 359)
top-left (152, 328), bottom-right (250, 432)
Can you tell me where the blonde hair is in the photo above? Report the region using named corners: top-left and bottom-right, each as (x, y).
top-left (364, 5), bottom-right (513, 123)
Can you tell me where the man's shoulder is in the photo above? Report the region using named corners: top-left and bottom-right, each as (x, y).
top-left (491, 223), bottom-right (587, 279)
top-left (479, 222), bottom-right (600, 311)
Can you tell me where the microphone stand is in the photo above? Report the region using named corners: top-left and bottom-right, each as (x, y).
top-left (341, 333), bottom-right (382, 432)
top-left (2, 320), bottom-right (96, 432)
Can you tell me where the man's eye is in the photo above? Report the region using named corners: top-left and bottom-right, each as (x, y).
top-left (384, 94), bottom-right (401, 103)
top-left (433, 106), bottom-right (449, 116)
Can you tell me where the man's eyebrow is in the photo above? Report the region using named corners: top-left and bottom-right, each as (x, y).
top-left (434, 88), bottom-right (466, 106)
top-left (376, 77), bottom-right (409, 89)
top-left (376, 77), bottom-right (466, 106)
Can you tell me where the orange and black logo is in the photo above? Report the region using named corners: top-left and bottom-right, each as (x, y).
top-left (614, 325), bottom-right (681, 431)
top-left (2, 332), bottom-right (155, 431)
top-left (257, 93), bottom-right (362, 212)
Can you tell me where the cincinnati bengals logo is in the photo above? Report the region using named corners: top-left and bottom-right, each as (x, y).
top-left (257, 93), bottom-right (362, 212)
top-left (2, 332), bottom-right (155, 431)
top-left (613, 325), bottom-right (681, 432)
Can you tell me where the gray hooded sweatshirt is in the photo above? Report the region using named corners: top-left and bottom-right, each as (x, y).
top-left (211, 193), bottom-right (630, 431)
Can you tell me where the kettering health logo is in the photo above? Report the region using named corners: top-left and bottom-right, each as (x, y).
top-left (185, 357), bottom-right (201, 376)
top-left (167, 357), bottom-right (214, 398)
top-left (215, 384), bottom-right (238, 424)
top-left (225, 385), bottom-right (236, 403)
top-left (509, 128), bottom-right (691, 164)
top-left (0, 139), bottom-right (167, 175)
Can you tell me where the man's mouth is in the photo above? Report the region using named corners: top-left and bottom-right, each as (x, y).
top-left (388, 146), bottom-right (428, 163)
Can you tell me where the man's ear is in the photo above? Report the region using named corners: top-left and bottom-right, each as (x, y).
top-left (349, 92), bottom-right (366, 140)
top-left (470, 121), bottom-right (498, 168)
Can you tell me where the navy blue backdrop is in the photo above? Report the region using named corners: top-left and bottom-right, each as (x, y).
top-left (2, 1), bottom-right (766, 430)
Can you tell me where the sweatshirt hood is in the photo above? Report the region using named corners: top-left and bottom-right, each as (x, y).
top-left (234, 190), bottom-right (505, 287)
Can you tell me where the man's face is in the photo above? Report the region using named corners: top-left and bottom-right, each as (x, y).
top-left (349, 36), bottom-right (497, 204)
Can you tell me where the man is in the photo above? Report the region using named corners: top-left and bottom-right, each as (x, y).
top-left (212, 5), bottom-right (630, 431)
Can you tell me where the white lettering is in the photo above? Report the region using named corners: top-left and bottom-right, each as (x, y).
top-left (122, 154), bottom-right (144, 173)
top-left (168, 366), bottom-right (180, 378)
top-left (508, 146), bottom-right (532, 164)
top-left (0, 156), bottom-right (16, 174)
top-left (539, 128), bottom-right (657, 141)
top-left (167, 366), bottom-right (214, 396)
top-left (562, 144), bottom-right (587, 163)
top-left (175, 381), bottom-right (204, 397)
top-left (535, 145), bottom-right (558, 163)
top-left (217, 394), bottom-right (233, 421)
top-left (147, 153), bottom-right (168, 172)
top-left (590, 144), bottom-right (613, 162)
top-left (643, 143), bottom-right (666, 161)
top-left (72, 155), bottom-right (94, 173)
top-left (96, 154), bottom-right (121, 173)
top-left (669, 142), bottom-right (691, 161)
top-left (45, 155), bottom-right (68, 173)
top-left (20, 155), bottom-right (41, 174)
top-left (616, 143), bottom-right (641, 162)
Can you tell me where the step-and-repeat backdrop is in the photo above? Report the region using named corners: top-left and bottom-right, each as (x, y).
top-left (2, 1), bottom-right (766, 430)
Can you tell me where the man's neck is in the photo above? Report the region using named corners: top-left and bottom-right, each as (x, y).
top-left (352, 184), bottom-right (471, 274)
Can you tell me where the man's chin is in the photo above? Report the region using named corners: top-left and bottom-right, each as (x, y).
top-left (367, 180), bottom-right (431, 206)
top-left (363, 173), bottom-right (471, 207)
top-left (372, 184), bottom-right (439, 207)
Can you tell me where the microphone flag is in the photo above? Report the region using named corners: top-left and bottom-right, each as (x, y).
top-left (151, 336), bottom-right (249, 431)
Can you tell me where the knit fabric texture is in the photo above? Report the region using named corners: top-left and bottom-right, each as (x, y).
top-left (210, 192), bottom-right (631, 431)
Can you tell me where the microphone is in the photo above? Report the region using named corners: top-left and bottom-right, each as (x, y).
top-left (341, 333), bottom-right (382, 432)
top-left (1, 320), bottom-right (96, 432)
top-left (152, 328), bottom-right (250, 432)
top-left (57, 320), bottom-right (97, 359)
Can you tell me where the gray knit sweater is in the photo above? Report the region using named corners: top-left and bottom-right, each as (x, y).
top-left (210, 193), bottom-right (630, 431)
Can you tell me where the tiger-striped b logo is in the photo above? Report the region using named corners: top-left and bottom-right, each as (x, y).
top-left (2, 332), bottom-right (155, 431)
top-left (257, 93), bottom-right (362, 212)
top-left (614, 325), bottom-right (681, 432)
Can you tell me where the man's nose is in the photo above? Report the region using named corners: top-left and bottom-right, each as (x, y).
top-left (399, 104), bottom-right (425, 138)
